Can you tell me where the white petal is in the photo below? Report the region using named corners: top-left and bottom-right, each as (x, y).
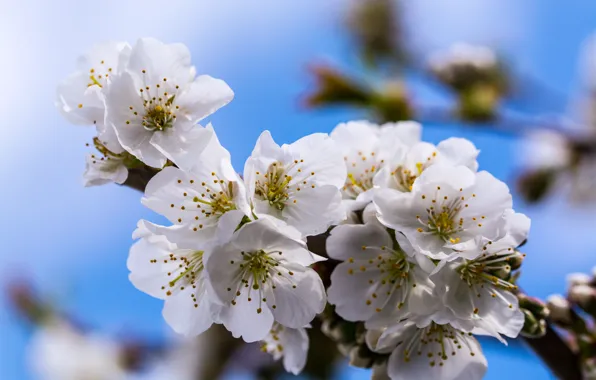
top-left (285, 133), bottom-right (347, 188)
top-left (233, 218), bottom-right (306, 254)
top-left (218, 294), bottom-right (274, 342)
top-left (281, 184), bottom-right (345, 235)
top-left (326, 223), bottom-right (393, 261)
top-left (412, 164), bottom-right (476, 194)
top-left (77, 41), bottom-right (131, 75)
top-left (127, 236), bottom-right (180, 299)
top-left (162, 286), bottom-right (217, 337)
top-left (150, 123), bottom-right (213, 172)
top-left (82, 154), bottom-right (127, 187)
top-left (437, 137), bottom-right (479, 171)
top-left (267, 265), bottom-right (326, 328)
top-left (126, 38), bottom-right (192, 86)
top-left (56, 72), bottom-right (105, 126)
top-left (379, 121), bottom-right (422, 148)
top-left (175, 75), bottom-right (234, 122)
top-left (280, 327), bottom-right (309, 375)
top-left (328, 262), bottom-right (385, 322)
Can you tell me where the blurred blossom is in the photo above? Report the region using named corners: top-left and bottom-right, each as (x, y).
top-left (429, 43), bottom-right (498, 74)
top-left (347, 0), bottom-right (404, 65)
top-left (523, 130), bottom-right (571, 170)
top-left (29, 319), bottom-right (126, 380)
top-left (427, 43), bottom-right (504, 92)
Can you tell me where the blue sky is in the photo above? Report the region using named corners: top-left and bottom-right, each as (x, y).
top-left (2, 0), bottom-right (596, 378)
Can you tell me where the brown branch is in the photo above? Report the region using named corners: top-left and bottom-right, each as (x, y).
top-left (523, 323), bottom-right (582, 380)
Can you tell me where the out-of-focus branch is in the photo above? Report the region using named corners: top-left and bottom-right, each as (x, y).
top-left (524, 323), bottom-right (582, 380)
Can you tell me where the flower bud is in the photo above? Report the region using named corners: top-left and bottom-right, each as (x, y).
top-left (305, 65), bottom-right (371, 108)
top-left (547, 294), bottom-right (574, 327)
top-left (569, 284), bottom-right (596, 317)
top-left (567, 273), bottom-right (592, 287)
top-left (372, 80), bottom-right (413, 122)
top-left (518, 294), bottom-right (550, 320)
top-left (458, 84), bottom-right (500, 122)
top-left (520, 308), bottom-right (547, 338)
top-left (508, 251), bottom-right (525, 271)
top-left (516, 168), bottom-right (558, 204)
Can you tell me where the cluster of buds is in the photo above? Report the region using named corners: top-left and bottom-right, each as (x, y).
top-left (547, 269), bottom-right (596, 378)
top-left (428, 43), bottom-right (508, 121)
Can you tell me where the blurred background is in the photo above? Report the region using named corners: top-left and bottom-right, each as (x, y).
top-left (3, 0), bottom-right (596, 378)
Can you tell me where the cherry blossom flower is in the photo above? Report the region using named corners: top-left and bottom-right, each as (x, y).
top-left (104, 38), bottom-right (233, 170)
top-left (366, 288), bottom-right (489, 380)
top-left (140, 127), bottom-right (250, 248)
top-left (260, 323), bottom-right (309, 375)
top-left (330, 120), bottom-right (421, 211)
top-left (326, 223), bottom-right (434, 327)
top-left (56, 41), bottom-right (130, 154)
top-left (375, 165), bottom-right (512, 260)
top-left (127, 209), bottom-right (245, 337)
top-left (430, 210), bottom-right (529, 341)
top-left (29, 319), bottom-right (126, 380)
top-left (244, 131), bottom-right (346, 235)
top-left (374, 138), bottom-right (479, 192)
top-left (205, 218), bottom-right (326, 342)
top-left (367, 320), bottom-right (487, 380)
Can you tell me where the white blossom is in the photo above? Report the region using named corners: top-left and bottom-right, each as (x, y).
top-left (330, 120), bottom-right (421, 211)
top-left (128, 227), bottom-right (224, 337)
top-left (366, 288), bottom-right (489, 380)
top-left (429, 210), bottom-right (528, 341)
top-left (104, 38), bottom-right (233, 170)
top-left (140, 127), bottom-right (250, 248)
top-left (56, 41), bottom-right (130, 154)
top-left (374, 138), bottom-right (479, 192)
top-left (326, 223), bottom-right (433, 327)
top-left (260, 323), bottom-right (309, 375)
top-left (523, 130), bottom-right (571, 170)
top-left (375, 165), bottom-right (512, 260)
top-left (244, 131), bottom-right (346, 235)
top-left (367, 320), bottom-right (487, 380)
top-left (429, 43), bottom-right (498, 72)
top-left (205, 217), bottom-right (326, 342)
top-left (29, 319), bottom-right (126, 380)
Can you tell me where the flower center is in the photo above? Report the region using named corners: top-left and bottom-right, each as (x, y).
top-left (254, 162), bottom-right (292, 211)
top-left (392, 162), bottom-right (425, 192)
top-left (457, 251), bottom-right (520, 292)
top-left (342, 150), bottom-right (380, 198)
top-left (143, 103), bottom-right (175, 131)
top-left (354, 242), bottom-right (414, 312)
top-left (150, 250), bottom-right (204, 306)
top-left (227, 249), bottom-right (297, 314)
top-left (193, 177), bottom-right (237, 218)
top-left (428, 210), bottom-right (457, 239)
top-left (401, 323), bottom-right (476, 367)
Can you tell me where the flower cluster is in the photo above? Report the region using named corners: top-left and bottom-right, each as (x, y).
top-left (58, 38), bottom-right (530, 379)
top-left (327, 121), bottom-right (530, 379)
